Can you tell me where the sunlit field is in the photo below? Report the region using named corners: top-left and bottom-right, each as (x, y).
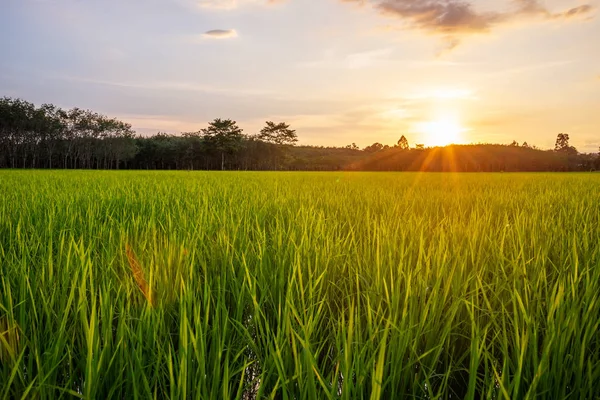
top-left (1, 171), bottom-right (599, 399)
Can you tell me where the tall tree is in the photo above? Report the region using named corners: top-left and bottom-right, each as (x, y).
top-left (555, 133), bottom-right (570, 152)
top-left (201, 118), bottom-right (244, 170)
top-left (397, 135), bottom-right (409, 150)
top-left (38, 103), bottom-right (65, 169)
top-left (555, 133), bottom-right (578, 157)
top-left (258, 121), bottom-right (297, 145)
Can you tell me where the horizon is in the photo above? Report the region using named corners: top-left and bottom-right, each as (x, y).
top-left (1, 0), bottom-right (599, 152)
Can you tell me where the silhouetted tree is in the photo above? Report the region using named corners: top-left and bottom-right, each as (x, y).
top-left (554, 133), bottom-right (578, 168)
top-left (38, 103), bottom-right (65, 169)
top-left (0, 97), bottom-right (138, 169)
top-left (201, 118), bottom-right (244, 170)
top-left (363, 143), bottom-right (384, 153)
top-left (179, 132), bottom-right (205, 170)
top-left (555, 133), bottom-right (571, 152)
top-left (397, 135), bottom-right (409, 150)
top-left (258, 121), bottom-right (297, 145)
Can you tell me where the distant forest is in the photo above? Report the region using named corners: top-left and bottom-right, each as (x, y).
top-left (1, 97), bottom-right (599, 172)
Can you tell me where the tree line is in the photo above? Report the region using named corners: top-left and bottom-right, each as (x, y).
top-left (0, 98), bottom-right (301, 170)
top-left (1, 97), bottom-right (599, 171)
top-left (0, 97), bottom-right (137, 169)
top-left (346, 134), bottom-right (600, 172)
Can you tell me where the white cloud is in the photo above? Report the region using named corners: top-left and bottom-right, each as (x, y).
top-left (202, 29), bottom-right (238, 39)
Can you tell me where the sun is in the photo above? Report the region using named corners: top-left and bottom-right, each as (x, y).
top-left (417, 117), bottom-right (466, 147)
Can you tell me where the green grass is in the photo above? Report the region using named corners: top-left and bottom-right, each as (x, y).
top-left (0, 170), bottom-right (599, 399)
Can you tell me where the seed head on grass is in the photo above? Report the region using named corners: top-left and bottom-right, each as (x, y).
top-left (125, 243), bottom-right (154, 307)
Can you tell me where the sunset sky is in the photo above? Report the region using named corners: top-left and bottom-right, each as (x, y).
top-left (1, 0), bottom-right (598, 151)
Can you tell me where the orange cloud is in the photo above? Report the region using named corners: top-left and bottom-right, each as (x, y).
top-left (342, 0), bottom-right (595, 37)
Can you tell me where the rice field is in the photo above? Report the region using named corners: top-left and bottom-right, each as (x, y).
top-left (1, 170), bottom-right (599, 399)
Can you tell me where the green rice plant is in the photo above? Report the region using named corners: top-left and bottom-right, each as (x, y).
top-left (0, 170), bottom-right (599, 399)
